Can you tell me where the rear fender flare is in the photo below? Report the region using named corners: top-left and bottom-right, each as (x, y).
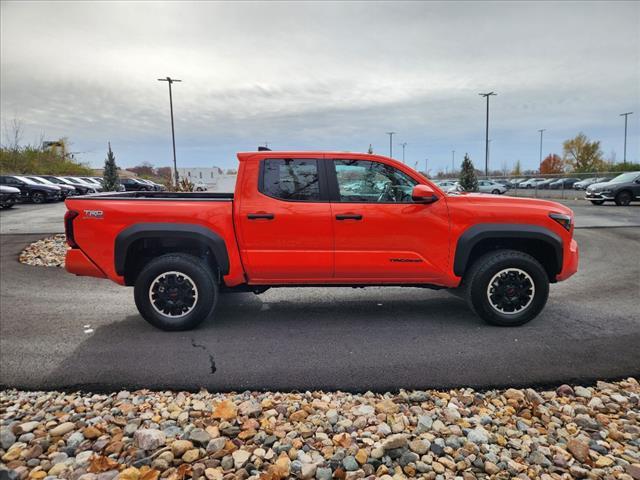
top-left (114, 223), bottom-right (230, 276)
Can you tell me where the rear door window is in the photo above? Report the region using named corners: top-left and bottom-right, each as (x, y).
top-left (260, 159), bottom-right (321, 201)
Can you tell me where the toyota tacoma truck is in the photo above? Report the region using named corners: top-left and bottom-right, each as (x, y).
top-left (64, 151), bottom-right (579, 330)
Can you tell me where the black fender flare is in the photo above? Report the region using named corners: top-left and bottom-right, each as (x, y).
top-left (114, 223), bottom-right (230, 276)
top-left (453, 223), bottom-right (563, 276)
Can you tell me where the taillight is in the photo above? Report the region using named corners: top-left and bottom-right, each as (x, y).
top-left (64, 210), bottom-right (79, 248)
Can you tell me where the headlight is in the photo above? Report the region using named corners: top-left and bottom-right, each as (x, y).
top-left (549, 213), bottom-right (572, 231)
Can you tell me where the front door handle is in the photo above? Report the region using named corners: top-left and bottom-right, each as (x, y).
top-left (335, 214), bottom-right (363, 220)
top-left (247, 213), bottom-right (275, 220)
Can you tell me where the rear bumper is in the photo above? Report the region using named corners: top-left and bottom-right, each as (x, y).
top-left (65, 249), bottom-right (107, 278)
top-left (556, 238), bottom-right (579, 281)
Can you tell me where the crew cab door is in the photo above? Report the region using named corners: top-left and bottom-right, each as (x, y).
top-left (235, 157), bottom-right (334, 282)
top-left (328, 158), bottom-right (451, 282)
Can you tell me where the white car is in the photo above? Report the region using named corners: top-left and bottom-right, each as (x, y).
top-left (477, 180), bottom-right (508, 194)
top-left (193, 181), bottom-right (208, 192)
top-left (519, 178), bottom-right (546, 189)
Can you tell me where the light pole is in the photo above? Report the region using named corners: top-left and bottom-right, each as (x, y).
top-left (538, 129), bottom-right (545, 173)
top-left (158, 76), bottom-right (182, 186)
top-left (620, 112), bottom-right (633, 165)
top-left (399, 142), bottom-right (407, 163)
top-left (451, 150), bottom-right (455, 173)
top-left (479, 92), bottom-right (497, 176)
top-left (386, 132), bottom-right (396, 158)
top-left (424, 158), bottom-right (428, 175)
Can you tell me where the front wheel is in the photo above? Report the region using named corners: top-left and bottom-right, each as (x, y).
top-left (615, 190), bottom-right (632, 206)
top-left (463, 250), bottom-right (549, 326)
top-left (491, 189), bottom-right (501, 195)
top-left (31, 192), bottom-right (45, 204)
top-left (134, 253), bottom-right (218, 331)
top-left (590, 200), bottom-right (605, 205)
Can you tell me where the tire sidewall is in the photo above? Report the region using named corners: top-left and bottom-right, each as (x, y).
top-left (615, 191), bottom-right (631, 206)
top-left (32, 192), bottom-right (44, 204)
top-left (134, 254), bottom-right (217, 331)
top-left (469, 252), bottom-right (549, 326)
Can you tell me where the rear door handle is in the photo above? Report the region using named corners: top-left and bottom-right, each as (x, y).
top-left (247, 213), bottom-right (275, 220)
top-left (335, 214), bottom-right (363, 220)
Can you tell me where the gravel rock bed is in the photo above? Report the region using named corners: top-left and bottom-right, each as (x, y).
top-left (1, 380), bottom-right (639, 480)
top-left (18, 235), bottom-right (69, 268)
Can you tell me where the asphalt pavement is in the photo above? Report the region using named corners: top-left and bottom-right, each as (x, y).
top-left (0, 201), bottom-right (639, 392)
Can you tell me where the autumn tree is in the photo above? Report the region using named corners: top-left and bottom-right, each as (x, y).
top-left (540, 154), bottom-right (564, 174)
top-left (459, 153), bottom-right (478, 192)
top-left (102, 143), bottom-right (120, 191)
top-left (563, 133), bottom-right (604, 172)
top-left (128, 161), bottom-right (155, 177)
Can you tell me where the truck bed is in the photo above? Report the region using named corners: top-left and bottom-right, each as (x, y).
top-left (74, 191), bottom-right (234, 200)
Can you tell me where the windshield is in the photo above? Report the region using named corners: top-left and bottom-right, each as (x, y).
top-left (44, 177), bottom-right (64, 184)
top-left (14, 176), bottom-right (39, 185)
top-left (27, 177), bottom-right (46, 184)
top-left (609, 172), bottom-right (639, 184)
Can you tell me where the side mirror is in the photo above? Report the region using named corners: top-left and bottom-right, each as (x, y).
top-left (412, 184), bottom-right (439, 204)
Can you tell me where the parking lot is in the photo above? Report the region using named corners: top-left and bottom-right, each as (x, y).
top-left (0, 199), bottom-right (639, 392)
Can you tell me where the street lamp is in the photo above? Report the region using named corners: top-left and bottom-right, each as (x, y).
top-left (399, 142), bottom-right (407, 163)
top-left (538, 129), bottom-right (546, 173)
top-left (620, 112), bottom-right (633, 165)
top-left (158, 76), bottom-right (182, 186)
top-left (386, 132), bottom-right (396, 158)
top-left (451, 150), bottom-right (455, 173)
top-left (479, 92), bottom-right (497, 176)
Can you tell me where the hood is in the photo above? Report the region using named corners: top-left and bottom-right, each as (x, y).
top-left (586, 181), bottom-right (612, 192)
top-left (0, 185), bottom-right (21, 193)
top-left (449, 192), bottom-right (572, 215)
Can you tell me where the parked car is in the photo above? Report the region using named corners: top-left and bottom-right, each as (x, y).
top-left (573, 177), bottom-right (611, 190)
top-left (64, 176), bottom-right (103, 192)
top-left (0, 185), bottom-right (21, 208)
top-left (27, 176), bottom-right (76, 198)
top-left (0, 175), bottom-right (61, 203)
top-left (193, 181), bottom-right (208, 192)
top-left (138, 179), bottom-right (165, 191)
top-left (535, 178), bottom-right (558, 190)
top-left (519, 178), bottom-right (546, 189)
top-left (477, 180), bottom-right (507, 194)
top-left (64, 150), bottom-right (578, 331)
top-left (549, 178), bottom-right (580, 190)
top-left (492, 179), bottom-right (513, 189)
top-left (585, 171), bottom-right (640, 206)
top-left (39, 176), bottom-right (98, 195)
top-left (120, 178), bottom-right (154, 191)
top-left (511, 178), bottom-right (529, 187)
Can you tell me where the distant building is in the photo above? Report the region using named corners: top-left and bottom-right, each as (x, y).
top-left (177, 167), bottom-right (236, 192)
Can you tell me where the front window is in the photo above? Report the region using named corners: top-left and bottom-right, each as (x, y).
top-left (261, 159), bottom-right (320, 201)
top-left (334, 159), bottom-right (417, 203)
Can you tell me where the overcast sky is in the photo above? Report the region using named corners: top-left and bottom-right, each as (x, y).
top-left (1, 1), bottom-right (639, 173)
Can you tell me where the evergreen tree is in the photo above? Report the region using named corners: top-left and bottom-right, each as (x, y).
top-left (459, 153), bottom-right (478, 192)
top-left (367, 144), bottom-right (373, 154)
top-left (102, 142), bottom-right (120, 191)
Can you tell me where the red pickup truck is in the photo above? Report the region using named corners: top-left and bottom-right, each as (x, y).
top-left (64, 151), bottom-right (579, 330)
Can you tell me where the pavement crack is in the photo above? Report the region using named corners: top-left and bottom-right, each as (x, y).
top-left (190, 338), bottom-right (217, 374)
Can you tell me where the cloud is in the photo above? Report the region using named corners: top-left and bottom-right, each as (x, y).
top-left (1, 1), bottom-right (639, 171)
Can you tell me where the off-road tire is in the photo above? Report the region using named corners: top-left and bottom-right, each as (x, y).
top-left (134, 253), bottom-right (218, 331)
top-left (615, 190), bottom-right (632, 206)
top-left (463, 249), bottom-right (549, 326)
top-left (590, 200), bottom-right (605, 205)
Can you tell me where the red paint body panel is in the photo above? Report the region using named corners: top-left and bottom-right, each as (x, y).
top-left (64, 151), bottom-right (578, 289)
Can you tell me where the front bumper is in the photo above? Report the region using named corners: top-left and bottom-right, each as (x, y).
top-left (556, 238), bottom-right (579, 282)
top-left (585, 191), bottom-right (614, 200)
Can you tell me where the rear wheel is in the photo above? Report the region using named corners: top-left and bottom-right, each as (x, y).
top-left (615, 190), bottom-right (632, 206)
top-left (463, 249), bottom-right (549, 326)
top-left (590, 200), bottom-right (605, 205)
top-left (491, 189), bottom-right (501, 195)
top-left (134, 253), bottom-right (218, 331)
